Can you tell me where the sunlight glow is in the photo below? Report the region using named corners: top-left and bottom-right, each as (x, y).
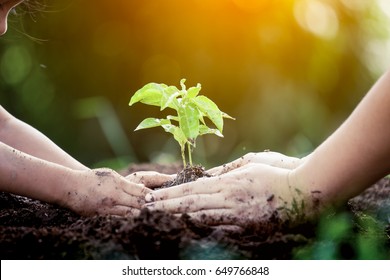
top-left (369, 0), bottom-right (390, 75)
top-left (294, 0), bottom-right (339, 40)
top-left (340, 0), bottom-right (369, 11)
top-left (377, 0), bottom-right (390, 18)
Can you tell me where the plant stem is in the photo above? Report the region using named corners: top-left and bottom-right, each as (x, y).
top-left (187, 142), bottom-right (193, 166)
top-left (181, 145), bottom-right (186, 167)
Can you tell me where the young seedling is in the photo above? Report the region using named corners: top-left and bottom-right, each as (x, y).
top-left (129, 79), bottom-right (234, 167)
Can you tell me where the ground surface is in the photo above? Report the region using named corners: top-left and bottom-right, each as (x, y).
top-left (1, 163), bottom-right (389, 260)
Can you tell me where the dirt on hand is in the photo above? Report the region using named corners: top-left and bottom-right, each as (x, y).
top-left (1, 163), bottom-right (389, 260)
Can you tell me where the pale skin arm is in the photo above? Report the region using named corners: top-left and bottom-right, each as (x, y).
top-left (0, 141), bottom-right (150, 216)
top-left (144, 70), bottom-right (390, 225)
top-left (0, 106), bottom-right (172, 215)
top-left (0, 105), bottom-right (88, 170)
top-left (290, 70), bottom-right (390, 204)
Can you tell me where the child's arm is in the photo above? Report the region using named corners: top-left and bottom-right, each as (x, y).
top-left (0, 141), bottom-right (150, 216)
top-left (0, 106), bottom-right (87, 171)
top-left (144, 70), bottom-right (390, 224)
top-left (290, 70), bottom-right (390, 205)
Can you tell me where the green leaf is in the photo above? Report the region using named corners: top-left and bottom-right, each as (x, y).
top-left (161, 124), bottom-right (187, 147)
top-left (167, 115), bottom-right (179, 122)
top-left (193, 95), bottom-right (224, 132)
top-left (180, 79), bottom-right (187, 91)
top-left (198, 113), bottom-right (206, 126)
top-left (160, 123), bottom-right (176, 134)
top-left (172, 126), bottom-right (188, 147)
top-left (129, 78), bottom-right (235, 167)
top-left (199, 125), bottom-right (224, 137)
top-left (129, 83), bottom-right (166, 107)
top-left (161, 86), bottom-right (181, 110)
top-left (222, 112), bottom-right (236, 120)
top-left (134, 118), bottom-right (170, 131)
top-left (186, 83), bottom-right (202, 99)
top-left (178, 102), bottom-right (200, 140)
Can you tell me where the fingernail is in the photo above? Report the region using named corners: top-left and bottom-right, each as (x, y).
top-left (145, 203), bottom-right (155, 208)
top-left (145, 193), bottom-right (155, 202)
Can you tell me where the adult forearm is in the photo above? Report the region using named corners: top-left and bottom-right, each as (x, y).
top-left (291, 71), bottom-right (390, 205)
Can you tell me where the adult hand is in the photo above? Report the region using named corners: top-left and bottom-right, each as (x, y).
top-left (144, 163), bottom-right (302, 226)
top-left (208, 151), bottom-right (304, 176)
top-left (63, 168), bottom-right (151, 216)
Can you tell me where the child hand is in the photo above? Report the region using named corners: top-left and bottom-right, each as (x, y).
top-left (63, 168), bottom-right (151, 216)
top-left (126, 171), bottom-right (175, 189)
top-left (144, 163), bottom-right (301, 226)
top-left (208, 151), bottom-right (304, 176)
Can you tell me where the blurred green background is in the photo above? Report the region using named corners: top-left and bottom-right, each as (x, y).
top-left (1, 0), bottom-right (390, 169)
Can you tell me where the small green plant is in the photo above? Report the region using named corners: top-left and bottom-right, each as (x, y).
top-left (129, 79), bottom-right (234, 166)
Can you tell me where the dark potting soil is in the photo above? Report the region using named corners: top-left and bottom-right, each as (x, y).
top-left (161, 164), bottom-right (211, 188)
top-left (0, 163), bottom-right (389, 260)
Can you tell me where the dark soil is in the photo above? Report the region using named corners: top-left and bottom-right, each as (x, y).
top-left (1, 163), bottom-right (389, 260)
top-left (161, 164), bottom-right (211, 188)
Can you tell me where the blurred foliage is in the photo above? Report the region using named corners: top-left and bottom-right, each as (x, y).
top-left (294, 211), bottom-right (390, 259)
top-left (1, 0), bottom-right (390, 168)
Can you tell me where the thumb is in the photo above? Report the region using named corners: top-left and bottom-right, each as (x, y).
top-left (126, 171), bottom-right (175, 188)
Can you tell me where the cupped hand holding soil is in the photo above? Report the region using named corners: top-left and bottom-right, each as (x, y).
top-left (62, 168), bottom-right (150, 217)
top-left (144, 163), bottom-right (315, 226)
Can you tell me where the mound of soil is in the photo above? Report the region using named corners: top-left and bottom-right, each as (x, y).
top-left (1, 163), bottom-right (389, 260)
top-left (161, 164), bottom-right (211, 188)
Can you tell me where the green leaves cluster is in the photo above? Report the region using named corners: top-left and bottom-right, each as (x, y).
top-left (129, 79), bottom-right (234, 166)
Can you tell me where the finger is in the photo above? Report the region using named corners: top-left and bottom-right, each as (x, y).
top-left (117, 191), bottom-right (148, 209)
top-left (126, 171), bottom-right (175, 188)
top-left (145, 176), bottom-right (223, 202)
top-left (146, 163), bottom-right (265, 202)
top-left (206, 165), bottom-right (225, 175)
top-left (250, 151), bottom-right (299, 169)
top-left (145, 193), bottom-right (230, 213)
top-left (122, 182), bottom-right (151, 197)
top-left (101, 185), bottom-right (147, 210)
top-left (207, 156), bottom-right (247, 175)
